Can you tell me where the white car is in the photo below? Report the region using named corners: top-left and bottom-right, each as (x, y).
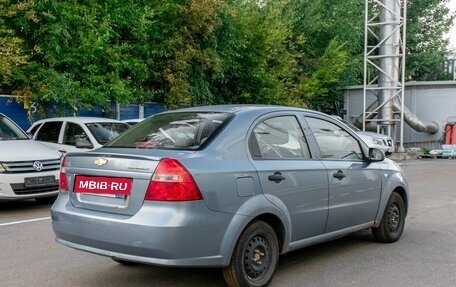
top-left (356, 131), bottom-right (395, 155)
top-left (27, 117), bottom-right (130, 153)
top-left (334, 116), bottom-right (395, 156)
top-left (0, 113), bottom-right (61, 202)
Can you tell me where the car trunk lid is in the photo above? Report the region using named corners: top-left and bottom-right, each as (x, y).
top-left (64, 152), bottom-right (161, 216)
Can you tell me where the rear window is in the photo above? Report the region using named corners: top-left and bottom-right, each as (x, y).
top-left (106, 112), bottom-right (233, 150)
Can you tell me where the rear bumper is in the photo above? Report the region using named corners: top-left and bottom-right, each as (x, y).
top-left (51, 192), bottom-right (239, 267)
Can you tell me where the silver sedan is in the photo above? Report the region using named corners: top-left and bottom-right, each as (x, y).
top-left (51, 105), bottom-right (409, 287)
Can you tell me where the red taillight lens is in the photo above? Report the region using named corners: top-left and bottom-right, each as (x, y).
top-left (59, 155), bottom-right (69, 192)
top-left (145, 158), bottom-right (203, 201)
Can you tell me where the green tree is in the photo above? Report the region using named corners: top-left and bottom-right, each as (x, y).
top-left (289, 0), bottom-right (455, 110)
top-left (159, 0), bottom-right (228, 108)
top-left (287, 0), bottom-right (364, 111)
top-left (160, 0), bottom-right (305, 108)
top-left (3, 0), bottom-right (179, 113)
top-left (0, 0), bottom-right (32, 87)
top-left (406, 0), bottom-right (455, 80)
top-left (2, 0), bottom-right (307, 111)
top-left (207, 0), bottom-right (304, 106)
top-left (0, 0), bottom-right (454, 115)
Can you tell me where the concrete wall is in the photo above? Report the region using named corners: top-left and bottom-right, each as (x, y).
top-left (344, 81), bottom-right (456, 147)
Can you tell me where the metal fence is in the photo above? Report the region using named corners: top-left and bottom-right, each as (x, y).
top-left (0, 95), bottom-right (167, 130)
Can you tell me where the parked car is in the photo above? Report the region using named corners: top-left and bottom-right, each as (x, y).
top-left (333, 116), bottom-right (395, 156)
top-left (27, 117), bottom-right (130, 153)
top-left (51, 105), bottom-right (409, 287)
top-left (0, 113), bottom-right (61, 202)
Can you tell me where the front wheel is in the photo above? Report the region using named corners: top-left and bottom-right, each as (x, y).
top-left (223, 221), bottom-right (279, 287)
top-left (372, 192), bottom-right (405, 243)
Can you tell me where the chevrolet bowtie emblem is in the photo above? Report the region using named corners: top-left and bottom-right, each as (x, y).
top-left (94, 158), bottom-right (109, 166)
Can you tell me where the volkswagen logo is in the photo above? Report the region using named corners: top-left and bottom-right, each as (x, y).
top-left (33, 161), bottom-right (43, 172)
top-left (94, 158), bottom-right (108, 166)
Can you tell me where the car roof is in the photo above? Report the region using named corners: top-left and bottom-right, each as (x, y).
top-left (32, 116), bottom-right (125, 125)
top-left (168, 104), bottom-right (321, 116)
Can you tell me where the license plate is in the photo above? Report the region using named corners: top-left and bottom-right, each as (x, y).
top-left (74, 175), bottom-right (132, 196)
top-left (24, 176), bottom-right (57, 187)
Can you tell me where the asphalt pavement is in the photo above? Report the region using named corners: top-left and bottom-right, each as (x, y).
top-left (1, 159), bottom-right (455, 287)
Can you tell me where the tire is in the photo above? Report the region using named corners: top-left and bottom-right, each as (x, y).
top-left (223, 221), bottom-right (279, 287)
top-left (372, 192), bottom-right (405, 243)
top-left (35, 195), bottom-right (58, 204)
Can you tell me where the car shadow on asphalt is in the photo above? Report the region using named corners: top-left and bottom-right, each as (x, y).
top-left (277, 230), bottom-right (374, 269)
top-left (75, 230), bottom-right (376, 287)
top-left (0, 198), bottom-right (52, 211)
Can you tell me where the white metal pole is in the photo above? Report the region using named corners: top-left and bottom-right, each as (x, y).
top-left (399, 0), bottom-right (407, 153)
top-left (363, 0), bottom-right (369, 132)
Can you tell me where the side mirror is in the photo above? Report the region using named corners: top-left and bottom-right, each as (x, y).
top-left (368, 148), bottom-right (385, 162)
top-left (75, 139), bottom-right (94, 149)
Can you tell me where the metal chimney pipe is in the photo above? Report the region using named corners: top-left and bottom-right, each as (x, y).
top-left (362, 0), bottom-right (439, 146)
top-left (378, 0), bottom-right (400, 126)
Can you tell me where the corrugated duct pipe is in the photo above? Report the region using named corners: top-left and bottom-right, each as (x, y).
top-left (354, 98), bottom-right (439, 134)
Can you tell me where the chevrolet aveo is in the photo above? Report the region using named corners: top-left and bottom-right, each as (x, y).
top-left (51, 105), bottom-right (409, 287)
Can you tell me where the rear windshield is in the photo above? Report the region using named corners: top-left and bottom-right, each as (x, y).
top-left (106, 112), bottom-right (233, 150)
top-left (86, 122), bottom-right (130, 144)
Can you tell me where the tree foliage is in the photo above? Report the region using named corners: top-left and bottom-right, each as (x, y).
top-left (406, 0), bottom-right (455, 80)
top-left (0, 0), bottom-right (32, 86)
top-left (287, 0), bottom-right (365, 111)
top-left (0, 0), bottom-right (454, 114)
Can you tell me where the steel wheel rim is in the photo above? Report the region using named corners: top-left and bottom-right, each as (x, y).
top-left (243, 234), bottom-right (270, 280)
top-left (387, 202), bottom-right (400, 233)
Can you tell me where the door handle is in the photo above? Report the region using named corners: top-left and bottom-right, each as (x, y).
top-left (333, 170), bottom-right (346, 180)
top-left (268, 172), bottom-right (285, 183)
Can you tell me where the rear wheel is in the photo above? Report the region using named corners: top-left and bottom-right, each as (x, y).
top-left (372, 192), bottom-right (405, 243)
top-left (223, 221), bottom-right (279, 287)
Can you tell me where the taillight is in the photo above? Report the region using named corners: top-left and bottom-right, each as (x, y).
top-left (59, 155), bottom-right (69, 192)
top-left (145, 158), bottom-right (203, 201)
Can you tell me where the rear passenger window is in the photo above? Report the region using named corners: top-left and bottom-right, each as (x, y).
top-left (36, 121), bottom-right (62, 143)
top-left (305, 117), bottom-right (363, 160)
top-left (250, 116), bottom-right (310, 160)
top-left (63, 122), bottom-right (91, 146)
